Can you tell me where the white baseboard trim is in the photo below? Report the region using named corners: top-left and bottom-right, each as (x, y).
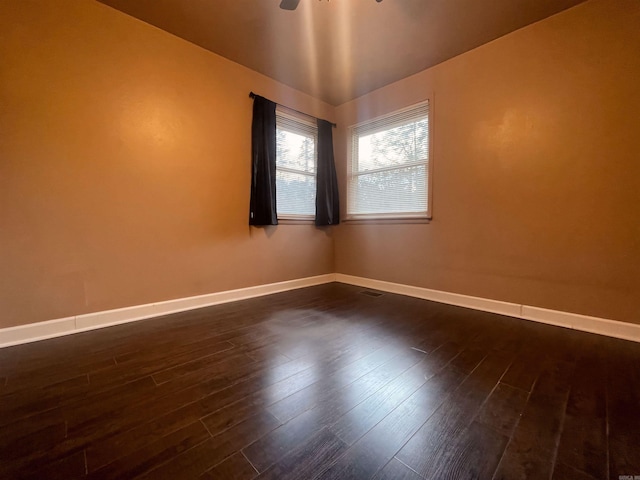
top-left (335, 274), bottom-right (640, 343)
top-left (3, 272), bottom-right (637, 348)
top-left (0, 274), bottom-right (336, 348)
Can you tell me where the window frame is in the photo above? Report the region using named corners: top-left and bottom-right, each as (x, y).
top-left (346, 99), bottom-right (433, 223)
top-left (275, 108), bottom-right (318, 221)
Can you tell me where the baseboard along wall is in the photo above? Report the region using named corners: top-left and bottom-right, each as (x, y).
top-left (1, 272), bottom-right (638, 348)
top-left (335, 274), bottom-right (640, 344)
top-left (0, 274), bottom-right (336, 348)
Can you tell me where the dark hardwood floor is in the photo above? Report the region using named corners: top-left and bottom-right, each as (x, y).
top-left (1, 283), bottom-right (639, 479)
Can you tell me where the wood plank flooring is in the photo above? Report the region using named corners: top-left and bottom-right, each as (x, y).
top-left (1, 283), bottom-right (639, 479)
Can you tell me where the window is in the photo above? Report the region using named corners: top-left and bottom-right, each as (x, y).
top-left (276, 109), bottom-right (317, 219)
top-left (348, 101), bottom-right (431, 220)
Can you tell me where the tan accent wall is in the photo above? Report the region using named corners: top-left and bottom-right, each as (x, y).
top-left (0, 0), bottom-right (335, 328)
top-left (2, 0), bottom-right (638, 330)
top-left (334, 0), bottom-right (640, 324)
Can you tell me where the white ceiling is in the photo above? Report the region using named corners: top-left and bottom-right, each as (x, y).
top-left (98, 0), bottom-right (586, 105)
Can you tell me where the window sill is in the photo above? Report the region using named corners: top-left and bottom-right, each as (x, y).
top-left (277, 217), bottom-right (316, 225)
top-left (343, 216), bottom-right (431, 225)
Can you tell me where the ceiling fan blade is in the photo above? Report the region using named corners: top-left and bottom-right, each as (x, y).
top-left (279, 0), bottom-right (301, 10)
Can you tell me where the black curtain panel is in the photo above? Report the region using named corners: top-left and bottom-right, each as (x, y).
top-left (315, 119), bottom-right (340, 226)
top-left (249, 95), bottom-right (278, 226)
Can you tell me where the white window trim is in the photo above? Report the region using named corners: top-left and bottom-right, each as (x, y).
top-left (346, 98), bottom-right (434, 223)
top-left (275, 108), bottom-right (318, 221)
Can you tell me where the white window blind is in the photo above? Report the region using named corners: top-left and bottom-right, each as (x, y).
top-left (348, 101), bottom-right (430, 219)
top-left (275, 109), bottom-right (317, 218)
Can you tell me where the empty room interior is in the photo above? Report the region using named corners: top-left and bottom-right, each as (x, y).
top-left (1, 0), bottom-right (639, 479)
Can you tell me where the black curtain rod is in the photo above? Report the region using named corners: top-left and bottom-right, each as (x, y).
top-left (249, 92), bottom-right (336, 128)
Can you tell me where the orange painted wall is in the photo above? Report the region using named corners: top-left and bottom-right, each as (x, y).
top-left (0, 0), bottom-right (335, 328)
top-left (2, 0), bottom-right (638, 330)
top-left (334, 0), bottom-right (640, 324)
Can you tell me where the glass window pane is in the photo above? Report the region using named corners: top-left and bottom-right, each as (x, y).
top-left (349, 165), bottom-right (427, 215)
top-left (276, 170), bottom-right (316, 216)
top-left (357, 119), bottom-right (428, 172)
top-left (276, 129), bottom-right (316, 173)
top-left (348, 101), bottom-right (430, 218)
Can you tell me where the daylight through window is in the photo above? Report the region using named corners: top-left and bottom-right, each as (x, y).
top-left (348, 101), bottom-right (430, 219)
top-left (276, 109), bottom-right (317, 218)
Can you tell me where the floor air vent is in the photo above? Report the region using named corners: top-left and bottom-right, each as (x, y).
top-left (360, 290), bottom-right (383, 297)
